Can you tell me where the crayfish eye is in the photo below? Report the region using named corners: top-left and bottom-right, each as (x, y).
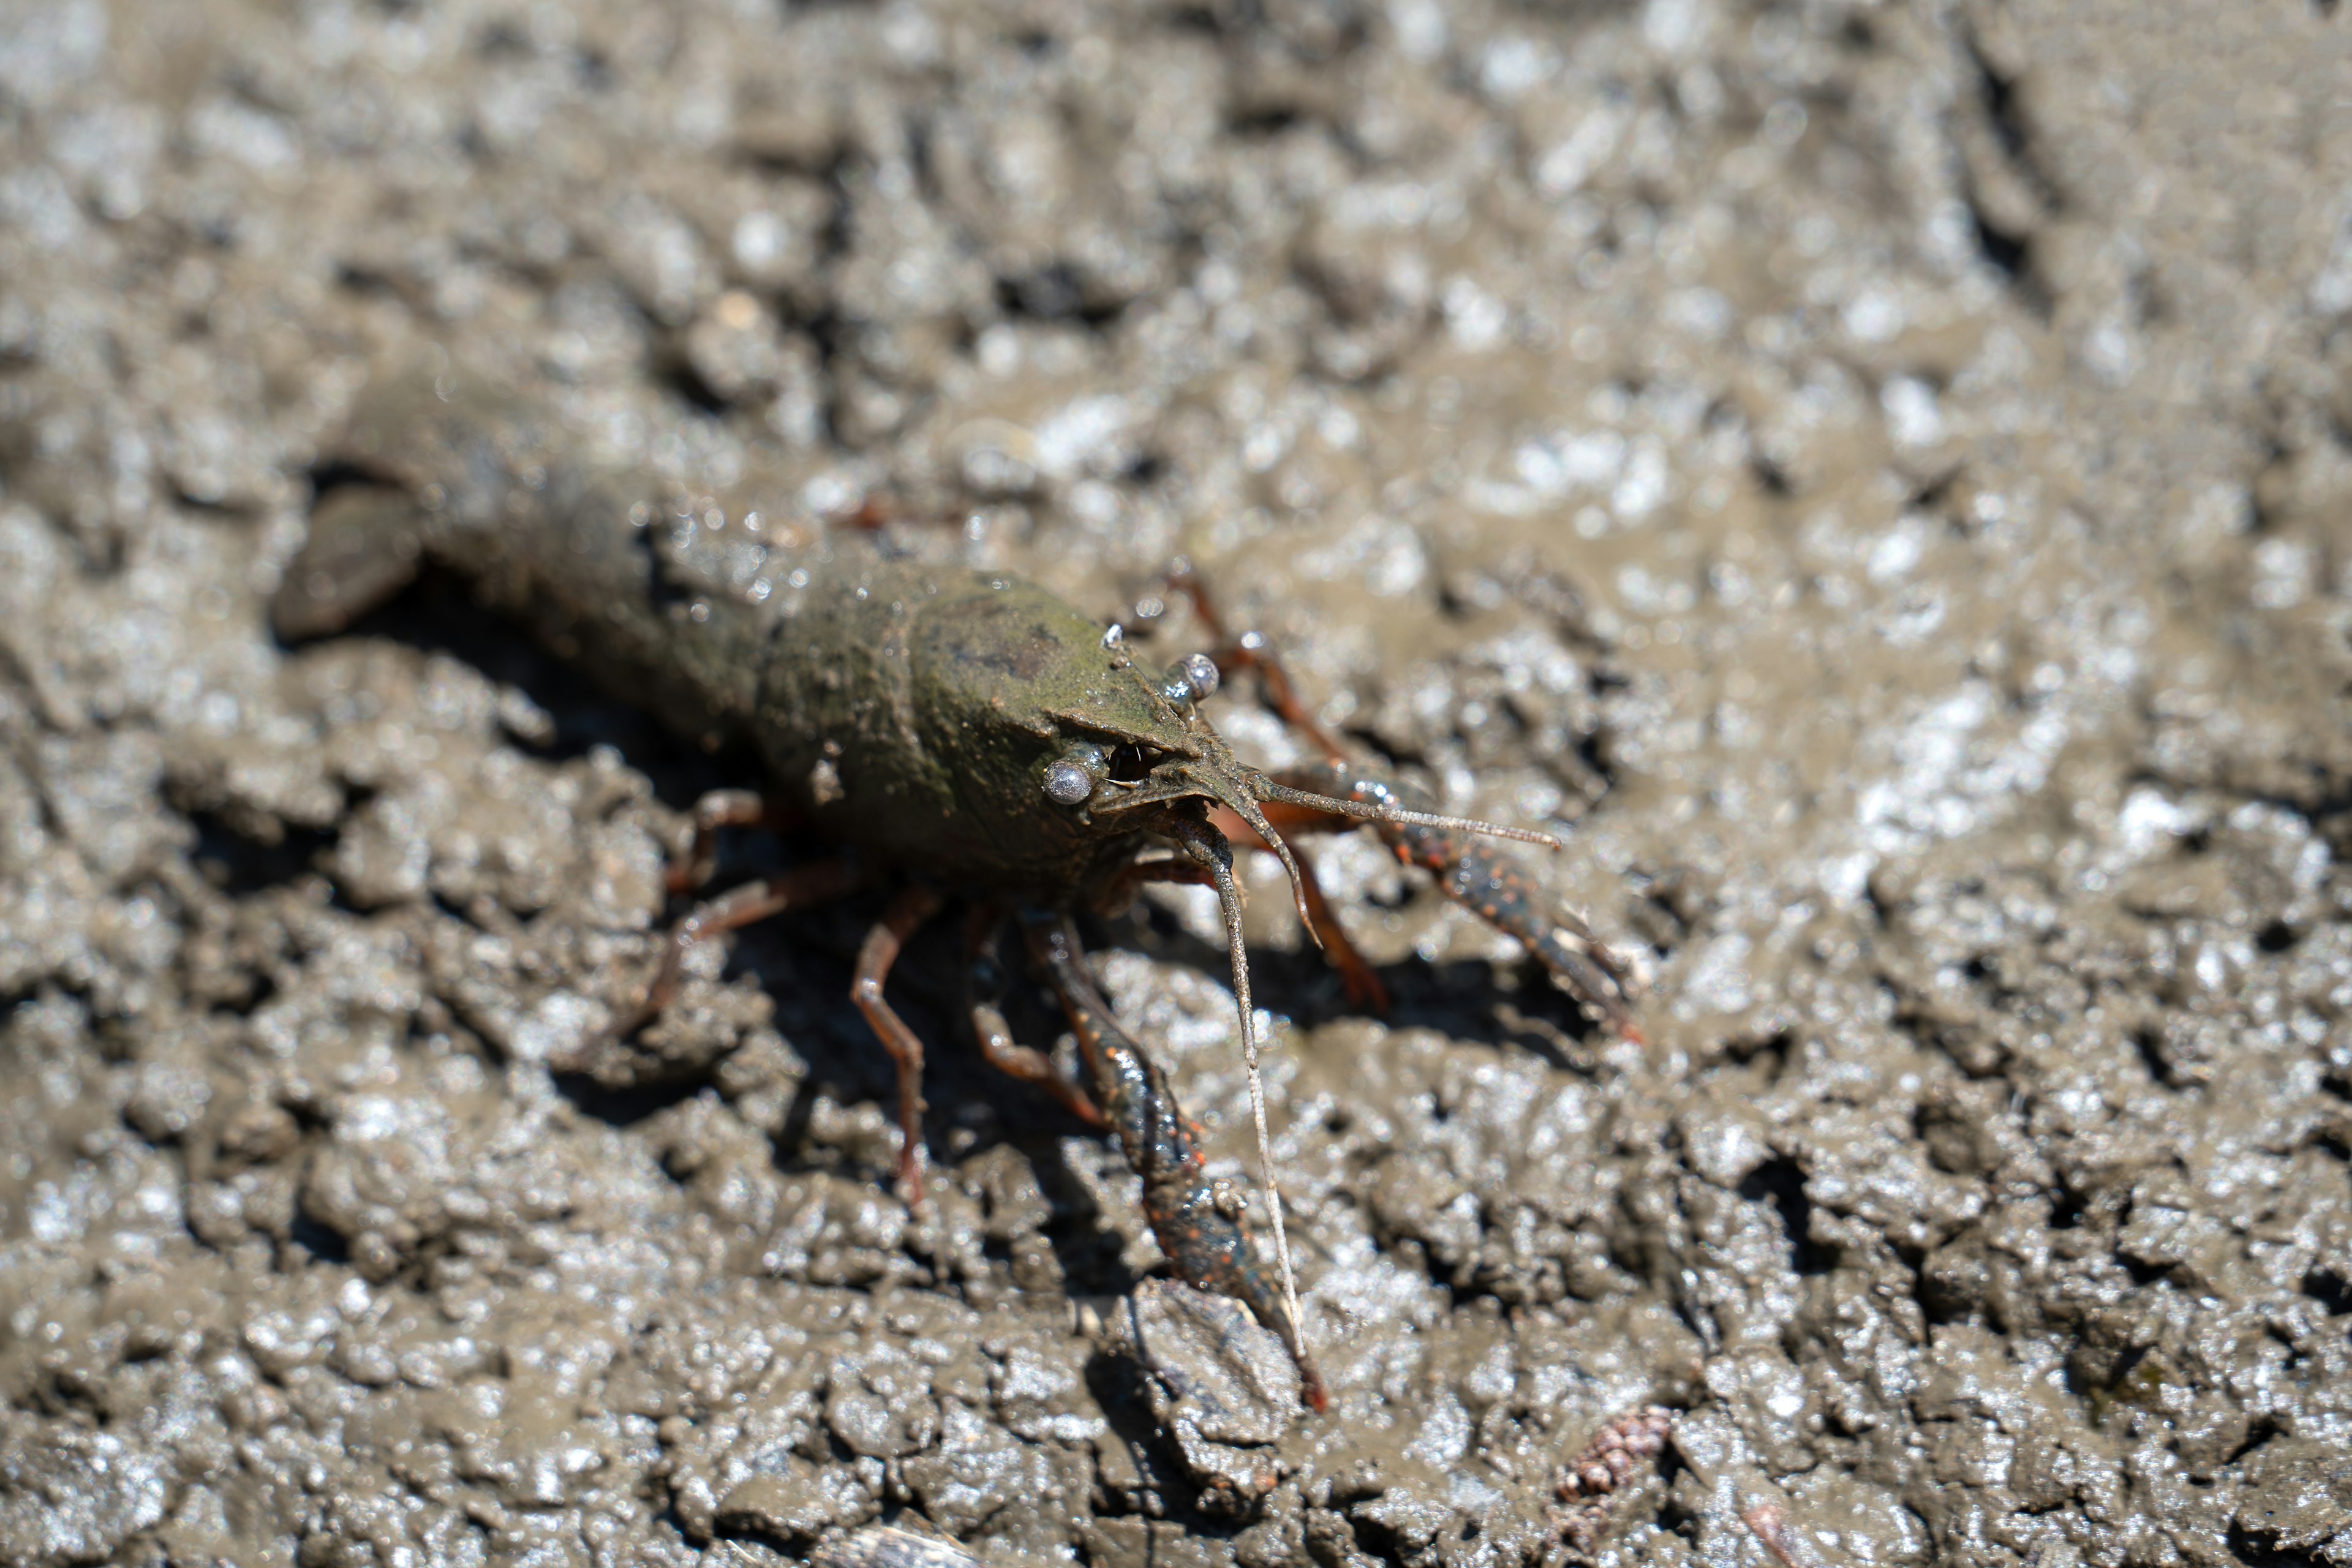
top-left (1162, 652), bottom-right (1220, 705)
top-left (1042, 743), bottom-right (1107, 807)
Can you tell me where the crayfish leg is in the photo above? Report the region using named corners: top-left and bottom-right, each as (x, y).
top-left (1194, 808), bottom-right (1390, 1014)
top-left (597, 856), bottom-right (862, 1047)
top-left (1020, 912), bottom-right (1329, 1412)
top-left (1090, 848), bottom-right (1384, 1011)
top-left (669, 789), bottom-right (804, 896)
top-left (1169, 564), bottom-right (1628, 1027)
top-left (1164, 559), bottom-right (1350, 763)
top-left (964, 905), bottom-right (1104, 1129)
top-left (852, 887), bottom-right (949, 1200)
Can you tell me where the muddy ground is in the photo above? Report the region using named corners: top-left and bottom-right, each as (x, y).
top-left (5, 0), bottom-right (2352, 1564)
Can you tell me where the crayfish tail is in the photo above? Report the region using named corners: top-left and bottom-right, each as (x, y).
top-left (270, 484), bottom-right (430, 640)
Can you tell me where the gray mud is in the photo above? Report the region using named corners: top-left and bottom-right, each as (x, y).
top-left (4, 1), bottom-right (2351, 1565)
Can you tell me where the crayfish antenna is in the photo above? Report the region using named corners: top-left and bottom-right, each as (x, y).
top-left (1204, 771), bottom-right (1326, 953)
top-left (1169, 815), bottom-right (1306, 1368)
top-left (1253, 777), bottom-right (1564, 848)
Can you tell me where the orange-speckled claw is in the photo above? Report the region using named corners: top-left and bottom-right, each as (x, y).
top-left (1022, 912), bottom-right (1330, 1412)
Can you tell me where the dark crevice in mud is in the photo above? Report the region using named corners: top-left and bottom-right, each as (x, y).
top-left (2248, 435), bottom-right (2294, 535)
top-left (0, 982), bottom-right (80, 1030)
top-left (1738, 1156), bottom-right (1831, 1275)
top-left (474, 20), bottom-right (531, 59)
top-left (1964, 197), bottom-right (2041, 307)
top-left (573, 48), bottom-right (614, 94)
top-left (1723, 1025), bottom-right (1795, 1079)
top-left (1227, 104), bottom-right (1308, 139)
top-left (2132, 1025), bottom-right (2174, 1088)
top-left (1958, 39), bottom-right (2054, 315)
top-left (552, 1071), bottom-right (710, 1128)
top-left (1969, 41), bottom-right (2043, 190)
top-left (2228, 1521), bottom-right (2332, 1568)
top-left (187, 808), bottom-right (337, 896)
top-left (1630, 872), bottom-right (1699, 953)
top-left (1345, 1499), bottom-right (1409, 1565)
top-left (2225, 1419), bottom-right (2280, 1468)
top-left (1749, 452), bottom-right (1793, 497)
top-left (1083, 1351), bottom-right (1246, 1526)
top-left (285, 1210), bottom-right (351, 1267)
top-left (331, 263), bottom-right (403, 301)
top-left (655, 347), bottom-right (733, 417)
top-left (303, 459), bottom-right (389, 502)
top-left (1573, 726), bottom-right (1624, 804)
top-left (2302, 1263), bottom-right (2352, 1317)
top-left (993, 267), bottom-right (1129, 329)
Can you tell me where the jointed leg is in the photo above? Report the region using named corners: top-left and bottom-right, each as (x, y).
top-left (1196, 810), bottom-right (1391, 1013)
top-left (853, 887), bottom-right (948, 1197)
top-left (608, 856), bottom-right (862, 1040)
top-left (1166, 559), bottom-right (1348, 762)
top-left (964, 903), bottom-right (1103, 1128)
top-left (1093, 851), bottom-right (1398, 1006)
top-left (1166, 566), bottom-right (1401, 1009)
top-left (669, 789), bottom-right (802, 896)
top-left (1088, 855), bottom-right (1215, 916)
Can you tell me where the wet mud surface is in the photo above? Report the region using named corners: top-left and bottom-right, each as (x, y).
top-left (5, 1), bottom-right (2352, 1564)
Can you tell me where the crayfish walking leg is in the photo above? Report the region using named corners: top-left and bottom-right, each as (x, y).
top-left (596, 855), bottom-right (863, 1046)
top-left (853, 887), bottom-right (949, 1197)
top-left (964, 903), bottom-right (1106, 1130)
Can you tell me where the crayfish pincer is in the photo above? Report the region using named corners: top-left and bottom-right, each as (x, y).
top-left (271, 350), bottom-right (1642, 1414)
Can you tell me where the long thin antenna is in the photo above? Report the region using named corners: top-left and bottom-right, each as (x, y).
top-left (1255, 778), bottom-right (1563, 847)
top-left (1172, 816), bottom-right (1304, 1359)
top-left (1210, 777), bottom-right (1327, 952)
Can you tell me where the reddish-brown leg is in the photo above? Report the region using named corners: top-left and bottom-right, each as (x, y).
top-left (1166, 564), bottom-right (1396, 1009)
top-left (853, 887), bottom-right (948, 1197)
top-left (963, 904), bottom-right (1104, 1128)
top-left (1166, 559), bottom-right (1349, 763)
top-left (1090, 847), bottom-right (1385, 1009)
top-left (610, 857), bottom-right (862, 1039)
top-left (668, 788), bottom-right (804, 896)
top-left (1088, 855), bottom-right (1216, 915)
top-left (1193, 810), bottom-right (1391, 1013)
top-left (1269, 760), bottom-right (1643, 1041)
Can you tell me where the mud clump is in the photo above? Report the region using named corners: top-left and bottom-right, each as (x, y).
top-left (4, 1), bottom-right (2352, 1565)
